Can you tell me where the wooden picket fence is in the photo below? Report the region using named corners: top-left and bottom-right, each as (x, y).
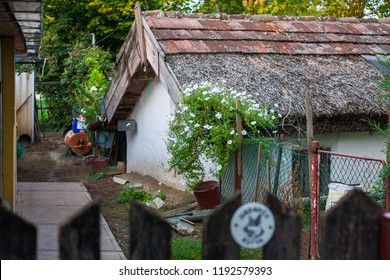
top-left (0, 189), bottom-right (388, 260)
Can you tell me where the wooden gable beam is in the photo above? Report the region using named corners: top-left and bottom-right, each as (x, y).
top-left (102, 3), bottom-right (183, 125)
top-left (142, 16), bottom-right (182, 105)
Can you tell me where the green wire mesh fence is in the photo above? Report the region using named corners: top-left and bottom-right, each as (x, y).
top-left (317, 150), bottom-right (387, 206)
top-left (221, 141), bottom-right (386, 208)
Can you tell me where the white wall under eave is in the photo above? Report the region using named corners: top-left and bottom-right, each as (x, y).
top-left (315, 131), bottom-right (386, 160)
top-left (126, 78), bottom-right (186, 190)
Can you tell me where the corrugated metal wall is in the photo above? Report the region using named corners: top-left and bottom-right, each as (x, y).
top-left (15, 71), bottom-right (34, 143)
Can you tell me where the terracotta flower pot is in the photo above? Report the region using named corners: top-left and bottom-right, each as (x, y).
top-left (193, 180), bottom-right (221, 209)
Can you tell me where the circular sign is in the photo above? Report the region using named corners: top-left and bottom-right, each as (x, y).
top-left (230, 202), bottom-right (275, 249)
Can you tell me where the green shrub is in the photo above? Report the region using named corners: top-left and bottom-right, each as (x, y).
top-left (116, 184), bottom-right (152, 204)
top-left (156, 189), bottom-right (167, 201)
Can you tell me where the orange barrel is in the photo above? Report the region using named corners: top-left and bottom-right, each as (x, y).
top-left (64, 130), bottom-right (92, 155)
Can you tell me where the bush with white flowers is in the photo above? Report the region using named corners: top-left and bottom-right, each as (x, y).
top-left (167, 82), bottom-right (279, 190)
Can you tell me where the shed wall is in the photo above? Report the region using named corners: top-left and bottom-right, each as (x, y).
top-left (126, 79), bottom-right (186, 190)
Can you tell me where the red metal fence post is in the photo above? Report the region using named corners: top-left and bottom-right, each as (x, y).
top-left (310, 141), bottom-right (320, 260)
top-left (386, 177), bottom-right (390, 212)
top-left (380, 212), bottom-right (390, 260)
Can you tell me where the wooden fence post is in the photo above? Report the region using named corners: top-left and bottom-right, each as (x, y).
top-left (323, 189), bottom-right (382, 259)
top-left (380, 212), bottom-right (390, 260)
top-left (203, 193), bottom-right (241, 259)
top-left (59, 202), bottom-right (100, 260)
top-left (263, 193), bottom-right (301, 260)
top-left (0, 206), bottom-right (37, 259)
top-left (129, 200), bottom-right (171, 259)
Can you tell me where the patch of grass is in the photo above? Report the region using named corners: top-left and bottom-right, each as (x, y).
top-left (171, 235), bottom-right (263, 260)
top-left (241, 248), bottom-right (262, 260)
top-left (172, 236), bottom-right (202, 260)
top-left (156, 189), bottom-right (167, 201)
top-left (117, 184), bottom-right (152, 204)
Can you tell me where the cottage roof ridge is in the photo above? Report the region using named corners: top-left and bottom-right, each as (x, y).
top-left (143, 10), bottom-right (390, 25)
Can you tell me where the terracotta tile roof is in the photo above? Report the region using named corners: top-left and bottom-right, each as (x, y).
top-left (144, 12), bottom-right (390, 55)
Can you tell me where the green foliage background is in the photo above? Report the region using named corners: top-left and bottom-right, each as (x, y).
top-left (36, 0), bottom-right (390, 132)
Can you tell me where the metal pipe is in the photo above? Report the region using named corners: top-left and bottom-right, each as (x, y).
top-left (317, 150), bottom-right (386, 165)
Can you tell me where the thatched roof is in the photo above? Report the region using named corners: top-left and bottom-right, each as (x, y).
top-left (167, 53), bottom-right (387, 133)
top-left (101, 8), bottom-right (390, 133)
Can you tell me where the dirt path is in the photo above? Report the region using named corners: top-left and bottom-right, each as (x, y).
top-left (17, 132), bottom-right (195, 257)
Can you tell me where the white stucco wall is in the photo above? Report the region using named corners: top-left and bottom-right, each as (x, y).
top-left (316, 131), bottom-right (386, 160)
top-left (288, 131), bottom-right (386, 160)
top-left (287, 131), bottom-right (387, 190)
top-left (126, 78), bottom-right (186, 190)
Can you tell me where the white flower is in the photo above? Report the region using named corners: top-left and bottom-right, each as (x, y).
top-left (204, 124), bottom-right (213, 130)
top-left (201, 140), bottom-right (205, 145)
top-left (230, 130), bottom-right (235, 135)
top-left (215, 112), bottom-right (222, 119)
top-left (90, 86), bottom-right (97, 92)
top-left (270, 109), bottom-right (275, 114)
top-left (211, 87), bottom-right (220, 93)
top-left (183, 106), bottom-right (189, 112)
top-left (242, 130), bottom-right (247, 135)
top-left (189, 120), bottom-right (194, 124)
top-left (251, 121), bottom-right (256, 125)
top-left (227, 140), bottom-right (233, 145)
top-left (195, 124), bottom-right (200, 128)
top-left (271, 116), bottom-right (276, 120)
top-left (184, 126), bottom-right (190, 132)
top-left (274, 103), bottom-right (279, 108)
top-left (205, 97), bottom-right (210, 101)
top-left (190, 113), bottom-right (195, 118)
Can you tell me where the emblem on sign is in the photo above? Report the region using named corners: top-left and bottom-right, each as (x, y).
top-left (230, 202), bottom-right (275, 249)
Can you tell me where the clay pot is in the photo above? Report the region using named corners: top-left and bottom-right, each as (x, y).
top-left (193, 180), bottom-right (221, 209)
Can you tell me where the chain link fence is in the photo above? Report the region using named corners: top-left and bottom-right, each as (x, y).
top-left (318, 150), bottom-right (386, 206)
top-left (221, 141), bottom-right (387, 208)
top-left (221, 141), bottom-right (309, 207)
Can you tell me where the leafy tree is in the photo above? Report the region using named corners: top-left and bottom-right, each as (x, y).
top-left (61, 42), bottom-right (114, 124)
top-left (193, 0), bottom-right (246, 14)
top-left (43, 0), bottom-right (135, 52)
top-left (241, 0), bottom-right (323, 16)
top-left (322, 0), bottom-right (390, 18)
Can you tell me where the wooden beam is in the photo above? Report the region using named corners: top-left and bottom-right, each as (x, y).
top-left (1, 37), bottom-right (16, 211)
top-left (134, 2), bottom-right (147, 67)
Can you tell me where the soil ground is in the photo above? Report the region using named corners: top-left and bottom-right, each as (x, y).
top-left (17, 132), bottom-right (195, 258)
top-left (17, 132), bottom-right (310, 259)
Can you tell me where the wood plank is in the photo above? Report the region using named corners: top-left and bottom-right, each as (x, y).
top-left (202, 193), bottom-right (241, 259)
top-left (0, 206), bottom-right (37, 259)
top-left (59, 202), bottom-right (100, 260)
top-left (117, 23), bottom-right (136, 63)
top-left (263, 193), bottom-right (301, 260)
top-left (105, 66), bottom-right (133, 124)
top-left (145, 29), bottom-right (160, 75)
top-left (135, 2), bottom-right (147, 66)
top-left (129, 200), bottom-right (171, 259)
top-left (323, 189), bottom-right (382, 259)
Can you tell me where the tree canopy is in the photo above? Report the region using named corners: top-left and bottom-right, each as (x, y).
top-left (36, 0), bottom-right (390, 132)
